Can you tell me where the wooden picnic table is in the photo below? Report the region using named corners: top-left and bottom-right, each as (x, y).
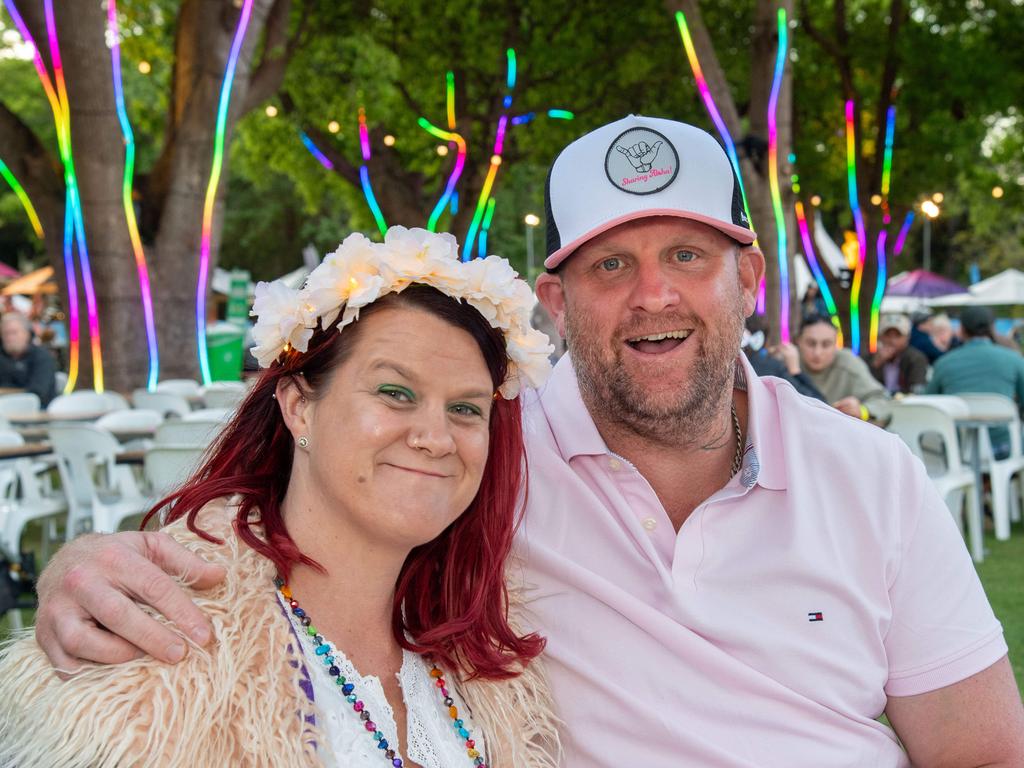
top-left (115, 449), bottom-right (146, 466)
top-left (6, 411), bottom-right (106, 425)
top-left (0, 442), bottom-right (53, 461)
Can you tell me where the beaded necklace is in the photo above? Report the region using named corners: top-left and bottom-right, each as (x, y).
top-left (275, 578), bottom-right (487, 768)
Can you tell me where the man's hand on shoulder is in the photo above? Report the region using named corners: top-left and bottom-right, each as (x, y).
top-left (35, 530), bottom-right (226, 675)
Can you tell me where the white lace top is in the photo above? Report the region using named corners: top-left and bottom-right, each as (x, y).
top-left (280, 594), bottom-right (487, 768)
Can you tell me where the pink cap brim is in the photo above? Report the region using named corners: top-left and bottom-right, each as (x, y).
top-left (543, 209), bottom-right (758, 270)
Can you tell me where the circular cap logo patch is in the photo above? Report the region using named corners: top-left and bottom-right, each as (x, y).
top-left (604, 127), bottom-right (679, 195)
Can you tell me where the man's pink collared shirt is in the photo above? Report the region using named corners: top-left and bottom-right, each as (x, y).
top-left (516, 355), bottom-right (1006, 767)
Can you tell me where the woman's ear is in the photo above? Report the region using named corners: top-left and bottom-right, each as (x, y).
top-left (276, 376), bottom-right (312, 442)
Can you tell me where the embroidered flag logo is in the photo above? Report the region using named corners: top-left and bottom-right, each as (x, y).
top-left (808, 612), bottom-right (824, 622)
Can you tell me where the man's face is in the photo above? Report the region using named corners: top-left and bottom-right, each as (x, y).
top-left (1, 318), bottom-right (30, 357)
top-left (796, 322), bottom-right (838, 373)
top-left (536, 217), bottom-right (763, 441)
top-left (880, 328), bottom-right (908, 353)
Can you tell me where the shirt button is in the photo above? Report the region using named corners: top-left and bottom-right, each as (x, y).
top-left (641, 517), bottom-right (657, 531)
top-left (608, 458), bottom-right (622, 471)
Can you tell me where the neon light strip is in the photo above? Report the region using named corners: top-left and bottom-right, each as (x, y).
top-left (511, 113), bottom-right (535, 126)
top-left (795, 202), bottom-right (844, 348)
top-left (357, 107), bottom-right (387, 236)
top-left (845, 100), bottom-right (867, 355)
top-left (462, 49), bottom-right (517, 260)
top-left (60, 193), bottom-right (80, 390)
top-left (299, 130), bottom-right (334, 169)
top-left (196, 0), bottom-right (254, 385)
top-left (418, 117), bottom-right (467, 232)
top-left (0, 158), bottom-right (44, 238)
top-left (446, 71), bottom-right (456, 129)
top-left (880, 106), bottom-right (895, 199)
top-left (506, 48), bottom-right (516, 89)
top-left (676, 10), bottom-right (763, 312)
top-left (477, 198), bottom-right (496, 258)
top-left (107, 0), bottom-right (159, 391)
top-left (46, 0), bottom-right (104, 390)
top-left (767, 8), bottom-right (789, 342)
top-left (463, 157), bottom-right (500, 261)
top-left (547, 109), bottom-right (574, 119)
top-left (674, 12), bottom-right (755, 237)
top-left (869, 230), bottom-right (887, 353)
top-left (893, 211), bottom-right (914, 256)
top-left (5, 0), bottom-right (81, 391)
top-left (358, 106), bottom-right (371, 162)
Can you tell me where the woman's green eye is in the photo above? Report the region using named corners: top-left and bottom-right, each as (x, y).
top-left (675, 250), bottom-right (697, 263)
top-left (600, 257), bottom-right (622, 272)
top-left (378, 384), bottom-right (414, 402)
top-left (450, 403), bottom-right (483, 417)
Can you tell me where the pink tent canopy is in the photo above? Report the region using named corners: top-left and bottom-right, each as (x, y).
top-left (887, 269), bottom-right (967, 298)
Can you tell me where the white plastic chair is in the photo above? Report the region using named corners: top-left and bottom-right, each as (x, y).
top-left (0, 392), bottom-right (41, 418)
top-left (154, 420), bottom-right (222, 446)
top-left (888, 400), bottom-right (983, 561)
top-left (183, 407), bottom-right (232, 423)
top-left (200, 385), bottom-right (246, 409)
top-left (47, 391), bottom-right (116, 418)
top-left (155, 379), bottom-right (202, 399)
top-left (956, 393), bottom-right (1024, 541)
top-left (100, 391), bottom-right (131, 412)
top-left (132, 389), bottom-right (191, 419)
top-left (48, 424), bottom-right (153, 538)
top-left (0, 430), bottom-right (67, 557)
top-left (95, 409), bottom-right (164, 449)
top-left (144, 445), bottom-right (207, 497)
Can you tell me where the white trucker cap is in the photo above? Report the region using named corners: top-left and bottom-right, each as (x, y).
top-left (544, 115), bottom-right (757, 270)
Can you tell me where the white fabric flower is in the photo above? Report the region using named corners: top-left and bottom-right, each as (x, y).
top-left (249, 226), bottom-right (553, 398)
top-left (250, 281), bottom-right (316, 367)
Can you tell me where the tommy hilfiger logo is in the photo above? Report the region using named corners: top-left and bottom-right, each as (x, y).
top-left (808, 612), bottom-right (824, 622)
top-left (604, 126), bottom-right (679, 196)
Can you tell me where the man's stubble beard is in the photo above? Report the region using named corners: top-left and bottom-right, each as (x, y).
top-left (564, 293), bottom-right (746, 445)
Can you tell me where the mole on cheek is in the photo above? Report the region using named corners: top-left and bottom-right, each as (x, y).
top-left (357, 475), bottom-right (367, 483)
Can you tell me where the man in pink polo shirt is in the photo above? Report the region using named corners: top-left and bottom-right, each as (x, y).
top-left (28, 117), bottom-right (1024, 766)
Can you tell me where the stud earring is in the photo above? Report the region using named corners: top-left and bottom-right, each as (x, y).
top-left (297, 436), bottom-right (309, 449)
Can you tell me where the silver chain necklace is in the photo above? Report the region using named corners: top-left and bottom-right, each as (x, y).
top-left (730, 404), bottom-right (744, 477)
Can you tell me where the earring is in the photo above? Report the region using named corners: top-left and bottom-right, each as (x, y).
top-left (297, 436), bottom-right (309, 449)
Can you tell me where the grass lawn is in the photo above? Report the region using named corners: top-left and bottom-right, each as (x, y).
top-left (975, 520), bottom-right (1024, 691)
top-left (4, 520), bottom-right (1024, 695)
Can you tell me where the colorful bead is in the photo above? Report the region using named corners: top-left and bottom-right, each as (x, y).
top-left (280, 580), bottom-right (483, 767)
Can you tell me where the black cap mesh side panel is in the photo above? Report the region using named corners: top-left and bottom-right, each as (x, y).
top-left (730, 167), bottom-right (747, 227)
top-left (544, 162), bottom-right (561, 258)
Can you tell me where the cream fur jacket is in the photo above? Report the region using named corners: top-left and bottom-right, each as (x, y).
top-left (0, 501), bottom-right (560, 767)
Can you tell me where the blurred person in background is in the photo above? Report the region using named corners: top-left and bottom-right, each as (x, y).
top-left (909, 311), bottom-right (944, 363)
top-left (797, 313), bottom-right (891, 423)
top-left (927, 305), bottom-right (1024, 459)
top-left (928, 314), bottom-right (957, 352)
top-left (869, 314), bottom-right (930, 395)
top-left (742, 315), bottom-right (825, 401)
top-left (0, 312), bottom-right (56, 406)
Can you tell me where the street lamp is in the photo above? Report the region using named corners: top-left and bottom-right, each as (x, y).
top-left (920, 199), bottom-right (940, 272)
top-left (524, 214), bottom-right (540, 280)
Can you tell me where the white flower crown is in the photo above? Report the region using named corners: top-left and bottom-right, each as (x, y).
top-left (250, 226), bottom-right (554, 399)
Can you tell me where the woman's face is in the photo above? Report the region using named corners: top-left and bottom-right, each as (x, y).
top-left (797, 322), bottom-right (839, 373)
top-left (284, 305), bottom-right (495, 553)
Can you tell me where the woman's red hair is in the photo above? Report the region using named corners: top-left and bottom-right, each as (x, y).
top-left (144, 286), bottom-right (544, 680)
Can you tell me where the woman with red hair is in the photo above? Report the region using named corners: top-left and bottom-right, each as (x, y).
top-left (0, 227), bottom-right (558, 768)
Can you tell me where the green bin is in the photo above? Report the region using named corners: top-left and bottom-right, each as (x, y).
top-left (205, 322), bottom-right (245, 381)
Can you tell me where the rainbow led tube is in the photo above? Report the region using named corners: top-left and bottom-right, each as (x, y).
top-left (767, 8), bottom-right (790, 342)
top-left (0, 158), bottom-right (44, 238)
top-left (107, 0), bottom-right (159, 390)
top-left (417, 117), bottom-right (466, 232)
top-left (795, 201), bottom-right (844, 348)
top-left (845, 100), bottom-right (867, 355)
top-left (868, 230), bottom-right (887, 354)
top-left (196, 0), bottom-right (255, 385)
